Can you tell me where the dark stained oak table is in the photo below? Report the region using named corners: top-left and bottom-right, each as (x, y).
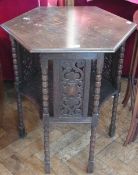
top-left (1, 6), bottom-right (136, 174)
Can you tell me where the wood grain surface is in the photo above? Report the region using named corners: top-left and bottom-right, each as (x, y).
top-left (1, 6), bottom-right (136, 53)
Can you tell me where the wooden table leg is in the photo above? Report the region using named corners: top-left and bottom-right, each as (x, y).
top-left (109, 44), bottom-right (125, 137)
top-left (88, 55), bottom-right (104, 173)
top-left (40, 55), bottom-right (50, 174)
top-left (10, 38), bottom-right (26, 138)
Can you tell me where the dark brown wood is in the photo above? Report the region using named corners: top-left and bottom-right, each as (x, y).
top-left (1, 7), bottom-right (136, 53)
top-left (53, 59), bottom-right (60, 117)
top-left (2, 6), bottom-right (136, 174)
top-left (88, 127), bottom-right (96, 173)
top-left (40, 55), bottom-right (50, 173)
top-left (109, 44), bottom-right (125, 137)
top-left (52, 53), bottom-right (97, 120)
top-left (15, 44), bottom-right (42, 109)
top-left (109, 94), bottom-right (119, 137)
top-left (88, 54), bottom-right (104, 173)
top-left (53, 54), bottom-right (92, 118)
top-left (49, 116), bottom-right (93, 123)
top-left (83, 60), bottom-right (91, 115)
top-left (10, 37), bottom-right (26, 138)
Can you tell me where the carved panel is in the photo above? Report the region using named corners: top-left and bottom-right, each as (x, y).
top-left (17, 44), bottom-right (42, 105)
top-left (54, 59), bottom-right (91, 117)
top-left (61, 60), bottom-right (84, 117)
top-left (20, 49), bottom-right (33, 82)
top-left (103, 52), bottom-right (119, 88)
top-left (103, 53), bottom-right (113, 82)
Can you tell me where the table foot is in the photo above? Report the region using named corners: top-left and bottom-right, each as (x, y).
top-left (19, 127), bottom-right (26, 138)
top-left (109, 124), bottom-right (116, 137)
top-left (88, 126), bottom-right (96, 174)
top-left (45, 163), bottom-right (50, 174)
top-left (109, 94), bottom-right (118, 137)
top-left (87, 161), bottom-right (94, 173)
top-left (44, 120), bottom-right (50, 174)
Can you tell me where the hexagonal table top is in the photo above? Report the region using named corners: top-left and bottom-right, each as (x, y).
top-left (1, 6), bottom-right (136, 53)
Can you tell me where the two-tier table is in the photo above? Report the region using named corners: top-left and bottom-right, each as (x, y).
top-left (1, 6), bottom-right (136, 174)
